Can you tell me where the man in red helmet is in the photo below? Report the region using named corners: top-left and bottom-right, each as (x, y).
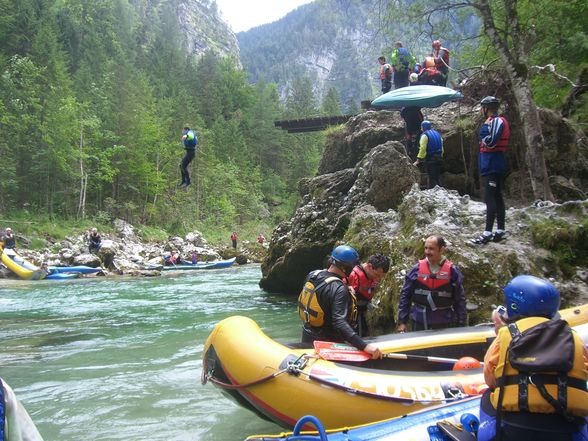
top-left (432, 40), bottom-right (450, 86)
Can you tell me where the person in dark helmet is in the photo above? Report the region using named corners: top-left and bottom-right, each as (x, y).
top-left (414, 120), bottom-right (444, 188)
top-left (180, 126), bottom-right (198, 188)
top-left (298, 245), bottom-right (381, 359)
top-left (478, 275), bottom-right (588, 441)
top-left (471, 96), bottom-right (510, 245)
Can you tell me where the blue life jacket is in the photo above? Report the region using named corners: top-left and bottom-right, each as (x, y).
top-left (183, 130), bottom-right (197, 149)
top-left (423, 129), bottom-right (443, 156)
top-left (397, 47), bottom-right (411, 70)
top-left (0, 378), bottom-right (5, 441)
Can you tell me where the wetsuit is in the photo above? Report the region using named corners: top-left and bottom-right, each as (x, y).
top-left (89, 233), bottom-right (101, 253)
top-left (400, 107), bottom-right (424, 161)
top-left (181, 129), bottom-right (197, 186)
top-left (2, 233), bottom-right (15, 249)
top-left (301, 270), bottom-right (367, 350)
top-left (479, 114), bottom-right (510, 234)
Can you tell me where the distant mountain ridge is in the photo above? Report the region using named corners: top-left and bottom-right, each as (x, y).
top-left (237, 0), bottom-right (393, 111)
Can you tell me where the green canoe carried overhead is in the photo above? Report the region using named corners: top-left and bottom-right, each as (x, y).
top-left (371, 85), bottom-right (463, 109)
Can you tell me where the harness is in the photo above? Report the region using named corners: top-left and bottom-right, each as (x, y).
top-left (413, 259), bottom-right (454, 311)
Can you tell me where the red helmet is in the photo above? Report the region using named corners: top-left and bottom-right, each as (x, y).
top-left (453, 357), bottom-right (481, 371)
top-left (432, 40), bottom-right (441, 49)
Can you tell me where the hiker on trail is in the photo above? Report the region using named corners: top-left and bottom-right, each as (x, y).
top-left (432, 40), bottom-right (450, 86)
top-left (347, 253), bottom-right (390, 337)
top-left (230, 232), bottom-right (238, 249)
top-left (377, 56), bottom-right (392, 94)
top-left (470, 96), bottom-right (510, 245)
top-left (88, 227), bottom-right (102, 254)
top-left (390, 42), bottom-right (416, 89)
top-left (299, 245), bottom-right (382, 359)
top-left (397, 235), bottom-right (466, 332)
top-left (414, 120), bottom-right (443, 188)
top-left (400, 106), bottom-right (424, 161)
top-left (180, 126), bottom-right (198, 188)
top-left (1, 227), bottom-right (16, 250)
top-left (478, 275), bottom-right (588, 441)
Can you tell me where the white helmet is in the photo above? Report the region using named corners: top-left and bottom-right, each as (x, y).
top-left (409, 73), bottom-right (418, 83)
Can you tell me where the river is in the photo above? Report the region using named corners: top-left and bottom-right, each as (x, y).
top-left (0, 265), bottom-right (300, 441)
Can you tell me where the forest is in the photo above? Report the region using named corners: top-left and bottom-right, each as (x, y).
top-left (1, 0), bottom-right (586, 242)
top-left (0, 0), bottom-right (334, 241)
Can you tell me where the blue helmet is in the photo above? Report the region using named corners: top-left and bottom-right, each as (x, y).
top-left (421, 120), bottom-right (432, 130)
top-left (503, 275), bottom-right (560, 320)
top-left (331, 245), bottom-right (359, 266)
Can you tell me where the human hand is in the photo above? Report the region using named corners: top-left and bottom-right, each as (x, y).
top-left (397, 323), bottom-right (407, 333)
top-left (491, 307), bottom-right (507, 334)
top-left (413, 160), bottom-right (419, 166)
top-left (364, 343), bottom-right (382, 359)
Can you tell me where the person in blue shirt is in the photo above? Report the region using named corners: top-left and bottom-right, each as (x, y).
top-left (180, 126), bottom-right (198, 188)
top-left (471, 97), bottom-right (510, 245)
top-left (390, 42), bottom-right (416, 89)
top-left (414, 120), bottom-right (443, 188)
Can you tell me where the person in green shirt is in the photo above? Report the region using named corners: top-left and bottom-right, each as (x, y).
top-left (390, 42), bottom-right (416, 89)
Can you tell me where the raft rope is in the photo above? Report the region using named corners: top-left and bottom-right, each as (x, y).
top-left (202, 353), bottom-right (310, 390)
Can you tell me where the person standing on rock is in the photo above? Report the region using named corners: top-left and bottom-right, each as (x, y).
top-left (299, 245), bottom-right (382, 359)
top-left (1, 227), bottom-right (16, 250)
top-left (470, 96), bottom-right (510, 245)
top-left (414, 120), bottom-right (443, 188)
top-left (347, 253), bottom-right (390, 337)
top-left (377, 56), bottom-right (392, 94)
top-left (400, 106), bottom-right (424, 161)
top-left (88, 228), bottom-right (102, 254)
top-left (397, 235), bottom-right (466, 332)
top-left (180, 126), bottom-right (197, 188)
top-left (230, 231), bottom-right (238, 249)
top-left (390, 41), bottom-right (416, 89)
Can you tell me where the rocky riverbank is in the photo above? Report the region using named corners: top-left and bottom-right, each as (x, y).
top-left (0, 219), bottom-right (268, 279)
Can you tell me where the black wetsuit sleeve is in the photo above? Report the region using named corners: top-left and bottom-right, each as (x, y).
top-left (451, 266), bottom-right (467, 326)
top-left (329, 282), bottom-right (367, 350)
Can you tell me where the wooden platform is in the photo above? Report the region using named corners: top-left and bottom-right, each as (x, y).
top-left (274, 114), bottom-right (354, 133)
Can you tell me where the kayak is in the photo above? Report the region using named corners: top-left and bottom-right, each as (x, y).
top-left (162, 257), bottom-right (236, 271)
top-left (371, 85), bottom-right (463, 109)
top-left (202, 305), bottom-right (588, 430)
top-left (45, 272), bottom-right (81, 280)
top-left (0, 247), bottom-right (47, 280)
top-left (48, 265), bottom-right (102, 274)
top-left (247, 395), bottom-right (482, 441)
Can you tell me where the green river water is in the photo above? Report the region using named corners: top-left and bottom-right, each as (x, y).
top-left (0, 265), bottom-right (300, 441)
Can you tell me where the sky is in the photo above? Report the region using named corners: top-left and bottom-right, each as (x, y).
top-left (214, 0), bottom-right (315, 33)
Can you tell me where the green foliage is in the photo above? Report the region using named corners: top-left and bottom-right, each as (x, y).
top-left (530, 218), bottom-right (588, 276)
top-left (0, 0), bottom-right (328, 235)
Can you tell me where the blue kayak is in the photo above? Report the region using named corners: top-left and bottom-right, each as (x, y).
top-left (371, 85), bottom-right (463, 109)
top-left (48, 265), bottom-right (102, 274)
top-left (45, 272), bottom-right (81, 280)
top-left (162, 257), bottom-right (236, 271)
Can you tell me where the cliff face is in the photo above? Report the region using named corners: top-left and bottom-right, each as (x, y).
top-left (177, 0), bottom-right (240, 61)
top-left (260, 80), bottom-right (588, 331)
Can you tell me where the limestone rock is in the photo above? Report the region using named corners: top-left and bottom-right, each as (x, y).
top-left (72, 253), bottom-right (102, 267)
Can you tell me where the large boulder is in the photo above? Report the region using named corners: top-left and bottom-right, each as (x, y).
top-left (72, 253), bottom-right (102, 267)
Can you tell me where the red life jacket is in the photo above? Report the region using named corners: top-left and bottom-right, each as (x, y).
top-left (380, 63), bottom-right (392, 81)
top-left (413, 259), bottom-right (454, 310)
top-left (349, 265), bottom-right (378, 302)
top-left (480, 115), bottom-right (510, 153)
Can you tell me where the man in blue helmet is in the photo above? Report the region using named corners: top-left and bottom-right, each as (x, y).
top-left (414, 120), bottom-right (444, 188)
top-left (298, 245), bottom-right (381, 359)
top-left (179, 126), bottom-right (198, 188)
top-left (471, 96), bottom-right (510, 245)
top-left (478, 275), bottom-right (588, 441)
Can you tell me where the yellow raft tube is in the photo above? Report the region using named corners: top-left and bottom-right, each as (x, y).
top-left (202, 304), bottom-right (588, 430)
top-left (0, 245), bottom-right (47, 280)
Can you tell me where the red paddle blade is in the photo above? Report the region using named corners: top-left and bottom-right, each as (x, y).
top-left (313, 341), bottom-right (370, 362)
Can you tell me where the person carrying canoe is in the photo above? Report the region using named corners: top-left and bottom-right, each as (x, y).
top-left (400, 106), bottom-right (424, 161)
top-left (414, 120), bottom-right (444, 188)
top-left (347, 253), bottom-right (390, 337)
top-left (180, 126), bottom-right (198, 188)
top-left (1, 227), bottom-right (16, 250)
top-left (478, 275), bottom-right (588, 441)
top-left (298, 245), bottom-right (381, 359)
top-left (88, 227), bottom-right (102, 254)
top-left (397, 235), bottom-right (466, 332)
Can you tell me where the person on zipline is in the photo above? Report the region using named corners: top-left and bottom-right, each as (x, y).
top-left (180, 126), bottom-right (198, 188)
top-left (298, 245), bottom-right (381, 359)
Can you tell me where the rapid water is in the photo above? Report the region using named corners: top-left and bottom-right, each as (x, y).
top-left (0, 265), bottom-right (300, 441)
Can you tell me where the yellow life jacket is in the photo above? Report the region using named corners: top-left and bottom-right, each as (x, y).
top-left (490, 316), bottom-right (588, 416)
top-left (298, 270), bottom-right (358, 328)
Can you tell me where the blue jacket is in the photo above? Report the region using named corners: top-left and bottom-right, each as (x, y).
top-left (183, 130), bottom-right (197, 150)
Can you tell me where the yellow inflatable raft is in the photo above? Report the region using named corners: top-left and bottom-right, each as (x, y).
top-left (0, 246), bottom-right (47, 280)
top-left (202, 305), bottom-right (588, 430)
